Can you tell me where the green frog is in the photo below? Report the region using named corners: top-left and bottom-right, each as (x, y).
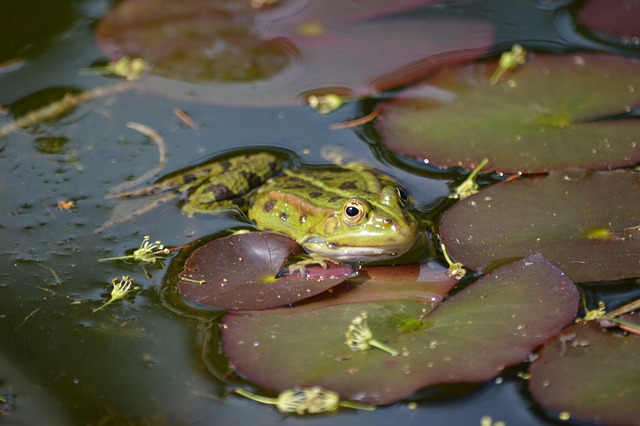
top-left (111, 151), bottom-right (423, 263)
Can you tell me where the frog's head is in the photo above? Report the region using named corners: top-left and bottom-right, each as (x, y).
top-left (299, 186), bottom-right (422, 262)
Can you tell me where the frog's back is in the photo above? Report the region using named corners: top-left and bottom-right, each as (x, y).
top-left (182, 152), bottom-right (283, 214)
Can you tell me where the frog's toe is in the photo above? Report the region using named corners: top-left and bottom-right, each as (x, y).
top-left (287, 263), bottom-right (307, 276)
top-left (287, 254), bottom-right (335, 276)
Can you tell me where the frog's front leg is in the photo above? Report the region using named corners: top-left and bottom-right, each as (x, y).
top-left (287, 253), bottom-right (339, 276)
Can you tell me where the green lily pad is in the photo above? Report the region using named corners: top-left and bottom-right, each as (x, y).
top-left (95, 0), bottom-right (494, 106)
top-left (439, 170), bottom-right (640, 282)
top-left (529, 321), bottom-right (640, 425)
top-left (221, 254), bottom-right (578, 405)
top-left (178, 232), bottom-right (353, 310)
top-left (378, 53), bottom-right (640, 173)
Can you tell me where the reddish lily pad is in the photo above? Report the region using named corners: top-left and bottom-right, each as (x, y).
top-left (378, 53), bottom-right (640, 173)
top-left (579, 0), bottom-right (640, 43)
top-left (279, 261), bottom-right (459, 310)
top-left (333, 262), bottom-right (458, 306)
top-left (439, 170), bottom-right (640, 283)
top-left (178, 232), bottom-right (353, 310)
top-left (529, 321), bottom-right (640, 425)
top-left (95, 0), bottom-right (494, 106)
top-left (221, 254), bottom-right (578, 405)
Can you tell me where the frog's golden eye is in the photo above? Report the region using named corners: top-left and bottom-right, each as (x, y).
top-left (342, 199), bottom-right (368, 225)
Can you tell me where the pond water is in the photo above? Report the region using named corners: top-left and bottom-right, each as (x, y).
top-left (0, 0), bottom-right (638, 425)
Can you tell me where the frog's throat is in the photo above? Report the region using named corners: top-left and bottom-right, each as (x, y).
top-left (298, 235), bottom-right (414, 263)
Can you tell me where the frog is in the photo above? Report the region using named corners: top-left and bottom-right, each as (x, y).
top-left (108, 151), bottom-right (423, 264)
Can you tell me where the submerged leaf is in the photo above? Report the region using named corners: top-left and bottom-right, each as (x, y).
top-left (529, 321), bottom-right (640, 425)
top-left (95, 0), bottom-right (494, 106)
top-left (378, 53), bottom-right (640, 173)
top-left (439, 170), bottom-right (640, 282)
top-left (221, 254), bottom-right (578, 404)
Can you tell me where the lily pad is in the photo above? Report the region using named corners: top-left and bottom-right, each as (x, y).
top-left (178, 232), bottom-right (353, 310)
top-left (377, 53), bottom-right (640, 173)
top-left (221, 254), bottom-right (578, 405)
top-left (332, 262), bottom-right (458, 306)
top-left (276, 261), bottom-right (459, 310)
top-left (439, 170), bottom-right (640, 282)
top-left (529, 321), bottom-right (640, 425)
top-left (95, 0), bottom-right (494, 106)
top-left (579, 0), bottom-right (640, 43)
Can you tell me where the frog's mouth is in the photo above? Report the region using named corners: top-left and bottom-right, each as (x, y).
top-left (299, 236), bottom-right (413, 263)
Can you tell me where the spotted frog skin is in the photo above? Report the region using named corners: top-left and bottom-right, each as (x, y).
top-left (117, 152), bottom-right (422, 263)
top-left (246, 167), bottom-right (421, 262)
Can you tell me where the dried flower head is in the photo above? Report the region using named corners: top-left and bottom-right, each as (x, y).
top-left (490, 44), bottom-right (527, 85)
top-left (448, 262), bottom-right (466, 280)
top-left (308, 94), bottom-right (344, 114)
top-left (92, 275), bottom-right (138, 313)
top-left (278, 387), bottom-right (340, 414)
top-left (345, 312), bottom-right (398, 356)
top-left (98, 235), bottom-right (171, 265)
top-left (449, 158), bottom-right (489, 200)
top-left (441, 243), bottom-right (466, 280)
top-left (577, 300), bottom-right (607, 322)
top-left (80, 57), bottom-right (150, 81)
top-left (132, 235), bottom-right (171, 263)
top-left (234, 386), bottom-right (374, 414)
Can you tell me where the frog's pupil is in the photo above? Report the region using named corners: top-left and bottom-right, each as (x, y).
top-left (397, 188), bottom-right (408, 201)
top-left (346, 205), bottom-right (360, 217)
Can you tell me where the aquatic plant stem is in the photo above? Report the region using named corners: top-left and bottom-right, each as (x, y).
top-left (338, 400), bottom-right (376, 411)
top-left (234, 388), bottom-right (277, 405)
top-left (367, 339), bottom-right (399, 356)
top-left (106, 121), bottom-right (168, 195)
top-left (0, 81), bottom-right (133, 139)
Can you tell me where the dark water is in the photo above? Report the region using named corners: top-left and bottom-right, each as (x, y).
top-left (0, 0), bottom-right (635, 425)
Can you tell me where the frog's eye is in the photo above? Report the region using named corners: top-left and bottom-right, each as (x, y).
top-left (342, 199), bottom-right (368, 225)
top-left (396, 187), bottom-right (408, 202)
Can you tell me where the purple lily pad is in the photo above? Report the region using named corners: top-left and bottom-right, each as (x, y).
top-left (221, 254), bottom-right (578, 405)
top-left (282, 261), bottom-right (459, 310)
top-left (378, 53), bottom-right (640, 173)
top-left (338, 262), bottom-right (458, 305)
top-left (579, 0), bottom-right (640, 43)
top-left (178, 232), bottom-right (353, 310)
top-left (439, 170), bottom-right (640, 283)
top-left (529, 321), bottom-right (640, 425)
top-left (95, 0), bottom-right (494, 106)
